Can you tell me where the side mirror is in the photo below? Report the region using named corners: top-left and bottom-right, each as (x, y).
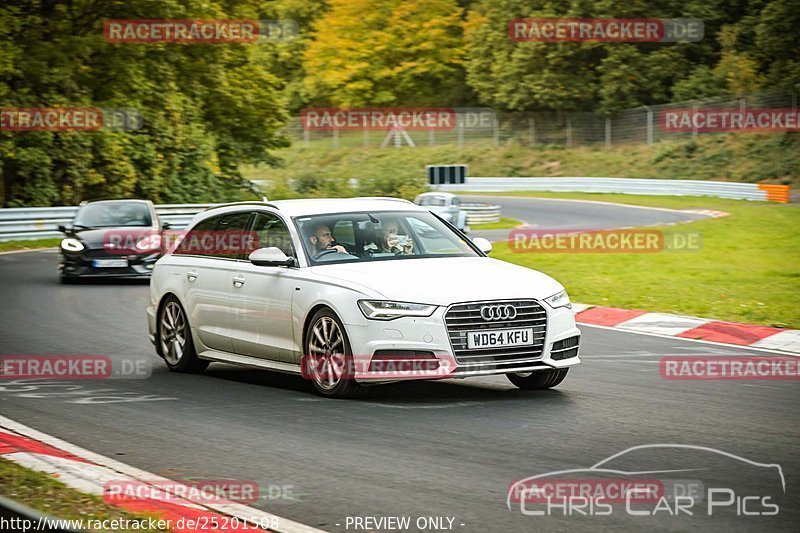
top-left (57, 224), bottom-right (69, 234)
top-left (249, 247), bottom-right (296, 267)
top-left (161, 221), bottom-right (172, 230)
top-left (472, 237), bottom-right (493, 255)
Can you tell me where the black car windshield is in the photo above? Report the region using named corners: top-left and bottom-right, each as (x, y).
top-left (296, 210), bottom-right (478, 265)
top-left (73, 201), bottom-right (153, 228)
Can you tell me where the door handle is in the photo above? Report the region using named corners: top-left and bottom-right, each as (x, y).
top-left (232, 275), bottom-right (246, 287)
top-left (186, 271), bottom-right (198, 281)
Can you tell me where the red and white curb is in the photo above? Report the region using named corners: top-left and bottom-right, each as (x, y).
top-left (572, 304), bottom-right (800, 354)
top-left (0, 415), bottom-right (323, 533)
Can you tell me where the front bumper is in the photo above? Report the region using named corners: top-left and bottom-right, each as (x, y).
top-left (344, 304), bottom-right (580, 383)
top-left (60, 249), bottom-right (159, 278)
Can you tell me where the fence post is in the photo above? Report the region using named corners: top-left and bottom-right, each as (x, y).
top-left (332, 127), bottom-right (339, 148)
top-left (528, 117), bottom-right (536, 147)
top-left (429, 126), bottom-right (435, 146)
top-left (363, 128), bottom-right (369, 147)
top-left (646, 107), bottom-right (653, 145)
top-left (692, 104), bottom-right (698, 138)
top-left (303, 127), bottom-right (309, 147)
top-left (605, 116), bottom-right (611, 148)
top-left (457, 120), bottom-right (464, 149)
top-left (566, 116), bottom-right (572, 147)
top-left (493, 117), bottom-right (499, 146)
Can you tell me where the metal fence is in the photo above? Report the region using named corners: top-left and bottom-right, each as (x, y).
top-left (285, 91), bottom-right (798, 149)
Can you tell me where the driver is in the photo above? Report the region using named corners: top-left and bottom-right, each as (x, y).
top-left (308, 223), bottom-right (348, 257)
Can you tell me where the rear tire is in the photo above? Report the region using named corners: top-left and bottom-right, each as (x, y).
top-left (157, 296), bottom-right (208, 373)
top-left (507, 368), bottom-right (568, 390)
top-left (304, 308), bottom-right (365, 399)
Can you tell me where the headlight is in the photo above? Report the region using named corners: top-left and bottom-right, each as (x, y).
top-left (135, 234), bottom-right (162, 252)
top-left (358, 300), bottom-right (437, 320)
top-left (543, 289), bottom-right (571, 309)
top-left (60, 238), bottom-right (84, 252)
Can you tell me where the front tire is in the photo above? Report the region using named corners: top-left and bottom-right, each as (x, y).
top-left (157, 296), bottom-right (208, 373)
top-left (507, 368), bottom-right (568, 390)
top-left (304, 309), bottom-right (364, 399)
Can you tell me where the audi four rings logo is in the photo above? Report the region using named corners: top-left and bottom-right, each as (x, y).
top-left (480, 304), bottom-right (517, 321)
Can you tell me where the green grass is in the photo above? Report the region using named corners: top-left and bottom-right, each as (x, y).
top-left (0, 457), bottom-right (171, 532)
top-left (470, 217), bottom-right (522, 230)
top-left (245, 131), bottom-right (799, 203)
top-left (0, 238), bottom-right (61, 253)
top-left (472, 192), bottom-right (799, 328)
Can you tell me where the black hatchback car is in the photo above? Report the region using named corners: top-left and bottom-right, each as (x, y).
top-left (58, 199), bottom-right (168, 283)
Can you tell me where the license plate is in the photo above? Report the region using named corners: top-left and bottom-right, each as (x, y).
top-left (92, 259), bottom-right (128, 268)
top-left (467, 327), bottom-right (534, 349)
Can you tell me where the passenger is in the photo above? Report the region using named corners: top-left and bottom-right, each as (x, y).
top-left (365, 221), bottom-right (414, 255)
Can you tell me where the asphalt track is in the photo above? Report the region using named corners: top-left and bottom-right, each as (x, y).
top-left (463, 195), bottom-right (711, 241)
top-left (0, 198), bottom-right (797, 533)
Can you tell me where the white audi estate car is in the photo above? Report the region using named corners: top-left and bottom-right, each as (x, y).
top-left (147, 198), bottom-right (581, 398)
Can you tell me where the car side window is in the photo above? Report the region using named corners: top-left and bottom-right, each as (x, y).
top-left (213, 211), bottom-right (254, 259)
top-left (251, 212), bottom-right (296, 259)
top-left (173, 216), bottom-right (220, 256)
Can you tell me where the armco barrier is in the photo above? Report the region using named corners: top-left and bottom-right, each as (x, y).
top-left (0, 204), bottom-right (216, 242)
top-left (437, 177), bottom-right (791, 203)
top-left (462, 203), bottom-right (501, 224)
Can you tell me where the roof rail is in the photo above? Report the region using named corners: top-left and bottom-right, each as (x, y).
top-left (352, 197), bottom-right (414, 204)
top-left (203, 201), bottom-right (279, 212)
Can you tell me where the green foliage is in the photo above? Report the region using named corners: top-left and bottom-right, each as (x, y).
top-left (0, 0), bottom-right (288, 206)
top-left (1, 0), bottom-right (797, 206)
top-left (303, 0), bottom-right (468, 106)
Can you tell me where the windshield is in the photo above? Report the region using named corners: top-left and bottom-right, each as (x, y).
top-left (417, 196), bottom-right (447, 207)
top-left (73, 201), bottom-right (153, 228)
top-left (295, 210), bottom-right (478, 265)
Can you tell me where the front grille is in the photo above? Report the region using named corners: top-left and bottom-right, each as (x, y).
top-left (444, 300), bottom-right (547, 366)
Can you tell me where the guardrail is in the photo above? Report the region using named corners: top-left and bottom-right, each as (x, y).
top-left (0, 204), bottom-right (216, 242)
top-left (438, 177), bottom-right (791, 203)
top-left (462, 203), bottom-right (501, 224)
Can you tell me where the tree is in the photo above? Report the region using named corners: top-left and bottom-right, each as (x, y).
top-left (0, 0), bottom-right (288, 206)
top-left (303, 0), bottom-right (467, 106)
